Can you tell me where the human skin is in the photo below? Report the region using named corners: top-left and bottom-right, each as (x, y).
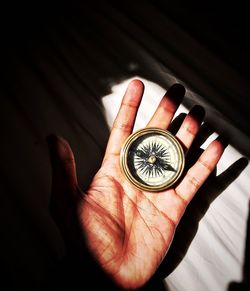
top-left (47, 80), bottom-right (225, 289)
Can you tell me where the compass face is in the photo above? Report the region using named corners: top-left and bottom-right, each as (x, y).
top-left (120, 128), bottom-right (185, 192)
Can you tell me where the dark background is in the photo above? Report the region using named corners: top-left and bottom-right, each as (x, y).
top-left (0, 1), bottom-right (249, 290)
top-left (1, 0), bottom-right (249, 152)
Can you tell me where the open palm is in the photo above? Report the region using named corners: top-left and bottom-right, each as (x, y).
top-left (48, 80), bottom-right (225, 289)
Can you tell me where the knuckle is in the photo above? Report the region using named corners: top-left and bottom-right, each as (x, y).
top-left (113, 121), bottom-right (131, 131)
top-left (198, 158), bottom-right (213, 171)
top-left (187, 173), bottom-right (201, 189)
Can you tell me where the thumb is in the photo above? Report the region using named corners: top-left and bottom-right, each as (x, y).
top-left (46, 134), bottom-right (78, 190)
top-left (46, 134), bottom-right (80, 226)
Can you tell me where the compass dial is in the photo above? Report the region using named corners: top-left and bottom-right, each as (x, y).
top-left (120, 128), bottom-right (185, 192)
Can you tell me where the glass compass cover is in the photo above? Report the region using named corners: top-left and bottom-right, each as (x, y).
top-left (120, 128), bottom-right (185, 192)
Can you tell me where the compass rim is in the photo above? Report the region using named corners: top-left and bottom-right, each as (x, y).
top-left (120, 127), bottom-right (185, 192)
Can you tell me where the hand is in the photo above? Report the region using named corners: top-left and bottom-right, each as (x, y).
top-left (47, 80), bottom-right (225, 289)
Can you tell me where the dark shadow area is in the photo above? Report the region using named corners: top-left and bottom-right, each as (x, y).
top-left (40, 121), bottom-right (248, 291)
top-left (0, 1), bottom-right (249, 290)
top-left (153, 0), bottom-right (250, 81)
top-left (152, 122), bottom-right (249, 280)
top-left (228, 201), bottom-right (250, 291)
top-left (1, 0), bottom-right (250, 155)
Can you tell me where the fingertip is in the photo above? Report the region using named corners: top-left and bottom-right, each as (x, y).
top-left (215, 135), bottom-right (230, 149)
top-left (46, 134), bottom-right (73, 160)
top-left (127, 79), bottom-right (145, 93)
top-left (167, 83), bottom-right (186, 98)
top-left (210, 137), bottom-right (226, 156)
top-left (189, 105), bottom-right (206, 123)
top-left (122, 79), bottom-right (145, 105)
top-left (46, 134), bottom-right (70, 146)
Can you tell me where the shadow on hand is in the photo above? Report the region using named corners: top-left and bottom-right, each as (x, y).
top-left (44, 118), bottom-right (248, 291)
top-left (150, 120), bottom-right (249, 287)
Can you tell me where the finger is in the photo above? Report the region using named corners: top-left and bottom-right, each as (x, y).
top-left (175, 137), bottom-right (226, 203)
top-left (147, 83), bottom-right (185, 128)
top-left (168, 113), bottom-right (187, 135)
top-left (104, 79), bottom-right (144, 158)
top-left (192, 122), bottom-right (215, 149)
top-left (47, 134), bottom-right (78, 190)
top-left (46, 134), bottom-right (82, 244)
top-left (175, 105), bottom-right (205, 152)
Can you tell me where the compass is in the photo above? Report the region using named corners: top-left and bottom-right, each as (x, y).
top-left (120, 127), bottom-right (185, 192)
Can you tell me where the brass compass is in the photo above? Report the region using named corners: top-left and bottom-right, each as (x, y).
top-left (120, 128), bottom-right (185, 192)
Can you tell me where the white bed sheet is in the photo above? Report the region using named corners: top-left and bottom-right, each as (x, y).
top-left (102, 77), bottom-right (250, 291)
